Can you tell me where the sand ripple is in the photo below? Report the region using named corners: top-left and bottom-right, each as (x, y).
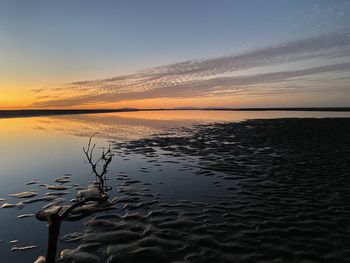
top-left (57, 119), bottom-right (350, 262)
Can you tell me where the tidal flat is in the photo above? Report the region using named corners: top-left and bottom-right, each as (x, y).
top-left (0, 111), bottom-right (349, 262)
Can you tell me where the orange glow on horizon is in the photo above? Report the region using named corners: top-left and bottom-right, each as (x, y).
top-left (1, 91), bottom-right (255, 110)
top-left (1, 85), bottom-right (340, 110)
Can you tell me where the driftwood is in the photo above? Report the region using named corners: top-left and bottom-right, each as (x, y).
top-left (36, 134), bottom-right (114, 262)
top-left (36, 196), bottom-right (108, 263)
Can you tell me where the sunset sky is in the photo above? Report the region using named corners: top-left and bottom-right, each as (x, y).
top-left (1, 0), bottom-right (350, 109)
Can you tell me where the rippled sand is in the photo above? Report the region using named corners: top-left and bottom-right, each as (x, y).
top-left (52, 118), bottom-right (350, 263)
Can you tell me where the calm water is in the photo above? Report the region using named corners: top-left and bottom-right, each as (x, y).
top-left (0, 110), bottom-right (349, 262)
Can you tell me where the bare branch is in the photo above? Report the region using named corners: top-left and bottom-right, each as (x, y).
top-left (82, 133), bottom-right (113, 195)
top-left (37, 133), bottom-right (112, 263)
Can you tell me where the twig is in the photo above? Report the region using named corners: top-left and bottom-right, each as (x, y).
top-left (82, 133), bottom-right (113, 194)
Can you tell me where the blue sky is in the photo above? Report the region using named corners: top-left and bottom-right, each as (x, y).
top-left (0, 0), bottom-right (349, 108)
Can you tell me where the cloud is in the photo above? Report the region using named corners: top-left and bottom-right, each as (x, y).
top-left (32, 31), bottom-right (350, 107)
top-left (31, 88), bottom-right (45, 93)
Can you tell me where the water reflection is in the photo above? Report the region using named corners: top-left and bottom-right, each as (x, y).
top-left (6, 110), bottom-right (350, 141)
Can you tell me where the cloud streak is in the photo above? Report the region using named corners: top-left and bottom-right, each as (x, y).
top-left (32, 31), bottom-right (350, 107)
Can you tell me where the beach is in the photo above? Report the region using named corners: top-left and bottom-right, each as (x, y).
top-left (0, 113), bottom-right (349, 262)
top-left (54, 118), bottom-right (350, 262)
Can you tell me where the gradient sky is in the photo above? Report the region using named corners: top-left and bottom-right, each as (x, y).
top-left (1, 0), bottom-right (350, 109)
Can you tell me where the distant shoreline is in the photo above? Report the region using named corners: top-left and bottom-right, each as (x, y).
top-left (0, 109), bottom-right (139, 119)
top-left (0, 107), bottom-right (350, 119)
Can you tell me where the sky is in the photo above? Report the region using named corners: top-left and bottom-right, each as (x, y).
top-left (0, 0), bottom-right (350, 109)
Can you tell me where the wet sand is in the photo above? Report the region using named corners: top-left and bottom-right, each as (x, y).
top-left (52, 118), bottom-right (350, 262)
top-left (2, 118), bottom-right (349, 262)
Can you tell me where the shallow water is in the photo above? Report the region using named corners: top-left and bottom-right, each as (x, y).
top-left (0, 110), bottom-right (349, 262)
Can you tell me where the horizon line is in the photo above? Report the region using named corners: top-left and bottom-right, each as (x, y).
top-left (1, 107), bottom-right (350, 119)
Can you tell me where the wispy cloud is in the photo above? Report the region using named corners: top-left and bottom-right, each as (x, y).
top-left (32, 31), bottom-right (350, 107)
top-left (31, 88), bottom-right (45, 94)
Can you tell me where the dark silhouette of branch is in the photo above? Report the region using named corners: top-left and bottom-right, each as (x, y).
top-left (83, 133), bottom-right (113, 194)
top-left (36, 134), bottom-right (114, 263)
